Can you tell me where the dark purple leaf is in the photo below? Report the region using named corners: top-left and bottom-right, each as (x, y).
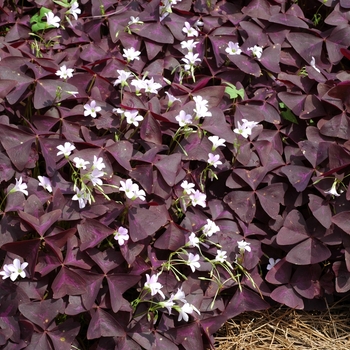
top-left (78, 219), bottom-right (115, 251)
top-left (281, 165), bottom-right (313, 192)
top-left (18, 299), bottom-right (64, 329)
top-left (225, 287), bottom-right (270, 318)
top-left (224, 190), bottom-right (256, 223)
top-left (333, 261), bottom-right (350, 293)
top-left (308, 194), bottom-right (332, 229)
top-left (270, 284), bottom-right (304, 309)
top-left (87, 308), bottom-right (125, 339)
top-left (286, 238), bottom-right (331, 265)
top-left (51, 267), bottom-right (87, 298)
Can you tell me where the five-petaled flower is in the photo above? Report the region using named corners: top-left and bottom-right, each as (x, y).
top-left (56, 65), bottom-right (74, 80)
top-left (187, 232), bottom-right (200, 248)
top-left (38, 176), bottom-right (52, 193)
top-left (113, 227), bottom-right (129, 245)
top-left (225, 42), bottom-right (242, 56)
top-left (72, 187), bottom-right (91, 209)
top-left (215, 249), bottom-right (228, 263)
top-left (181, 39), bottom-right (199, 52)
top-left (0, 259), bottom-right (28, 281)
top-left (182, 22), bottom-right (199, 37)
top-left (181, 180), bottom-right (195, 195)
top-left (73, 157), bottom-right (90, 170)
top-left (182, 52), bottom-right (201, 71)
top-left (186, 253), bottom-right (201, 272)
top-left (189, 190), bottom-right (207, 208)
top-left (125, 110), bottom-right (144, 126)
top-left (114, 70), bottom-right (133, 87)
top-left (202, 219), bottom-right (220, 237)
top-left (234, 119), bottom-right (259, 138)
top-left (207, 153), bottom-right (222, 168)
top-left (208, 136), bottom-right (226, 151)
top-left (10, 177), bottom-right (28, 196)
top-left (144, 273), bottom-right (165, 299)
top-left (119, 179), bottom-right (146, 201)
top-left (237, 240), bottom-right (251, 253)
top-left (175, 110), bottom-right (192, 127)
top-left (165, 92), bottom-right (181, 107)
top-left (67, 1), bottom-right (81, 20)
top-left (57, 142), bottom-right (75, 157)
top-left (177, 302), bottom-right (200, 322)
top-left (84, 100), bottom-right (102, 118)
top-left (247, 45), bottom-right (263, 59)
top-left (123, 47), bottom-right (141, 62)
top-left (45, 11), bottom-right (60, 28)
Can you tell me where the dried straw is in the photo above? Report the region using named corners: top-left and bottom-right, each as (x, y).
top-left (215, 298), bottom-right (350, 350)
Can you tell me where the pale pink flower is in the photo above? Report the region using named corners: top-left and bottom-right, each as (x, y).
top-left (38, 176), bottom-right (52, 193)
top-left (84, 100), bottom-right (101, 118)
top-left (114, 227), bottom-right (129, 245)
top-left (144, 273), bottom-right (165, 299)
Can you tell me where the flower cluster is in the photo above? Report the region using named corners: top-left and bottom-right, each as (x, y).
top-left (56, 143), bottom-right (107, 209)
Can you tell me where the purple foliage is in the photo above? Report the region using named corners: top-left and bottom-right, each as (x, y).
top-left (0, 0), bottom-right (350, 348)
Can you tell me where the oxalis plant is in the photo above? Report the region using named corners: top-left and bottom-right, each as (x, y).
top-left (1, 0), bottom-right (350, 349)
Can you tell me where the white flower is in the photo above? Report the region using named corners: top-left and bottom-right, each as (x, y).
top-left (159, 299), bottom-right (175, 314)
top-left (114, 70), bottom-right (133, 87)
top-left (88, 168), bottom-right (104, 186)
top-left (67, 1), bottom-right (81, 20)
top-left (170, 287), bottom-right (187, 302)
top-left (181, 180), bottom-right (195, 195)
top-left (215, 249), bottom-right (228, 263)
top-left (55, 65), bottom-right (74, 80)
top-left (0, 264), bottom-right (13, 280)
top-left (193, 95), bottom-right (212, 118)
top-left (131, 78), bottom-right (147, 94)
top-left (114, 227), bottom-right (129, 245)
top-left (187, 232), bottom-right (200, 248)
top-left (186, 253), bottom-right (200, 272)
top-left (125, 110), bottom-right (143, 126)
top-left (247, 45), bottom-right (263, 59)
top-left (84, 100), bottom-right (102, 118)
top-left (165, 92), bottom-right (181, 107)
top-left (189, 190), bottom-right (206, 208)
top-left (119, 179), bottom-right (146, 201)
top-left (123, 47), bottom-right (141, 62)
top-left (144, 78), bottom-right (162, 94)
top-left (310, 56), bottom-right (321, 73)
top-left (324, 180), bottom-right (341, 197)
top-left (10, 177), bottom-right (28, 196)
top-left (234, 119), bottom-right (259, 138)
top-left (207, 153), bottom-right (222, 168)
top-left (144, 273), bottom-right (165, 299)
top-left (177, 302), bottom-right (200, 322)
top-left (2, 259), bottom-right (28, 281)
top-left (182, 52), bottom-right (201, 71)
top-left (266, 258), bottom-right (281, 271)
top-left (38, 176), bottom-right (52, 193)
top-left (128, 16), bottom-right (143, 25)
top-left (182, 22), bottom-right (199, 37)
top-left (225, 42), bottom-right (242, 56)
top-left (237, 240), bottom-right (251, 253)
top-left (73, 157), bottom-right (90, 170)
top-left (208, 136), bottom-right (226, 151)
top-left (45, 11), bottom-right (60, 28)
top-left (202, 219), bottom-right (220, 237)
top-left (92, 156), bottom-right (106, 171)
top-left (175, 110), bottom-right (192, 127)
top-left (119, 179), bottom-right (138, 199)
top-left (57, 142), bottom-right (75, 157)
top-left (181, 39), bottom-right (199, 52)
top-left (72, 187), bottom-right (91, 209)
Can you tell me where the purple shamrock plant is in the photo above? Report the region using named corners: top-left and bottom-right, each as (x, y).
top-left (1, 0), bottom-right (350, 348)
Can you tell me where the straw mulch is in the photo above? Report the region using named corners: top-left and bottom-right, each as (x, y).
top-left (214, 298), bottom-right (350, 350)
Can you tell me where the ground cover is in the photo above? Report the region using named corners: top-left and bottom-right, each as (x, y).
top-left (0, 0), bottom-right (350, 349)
